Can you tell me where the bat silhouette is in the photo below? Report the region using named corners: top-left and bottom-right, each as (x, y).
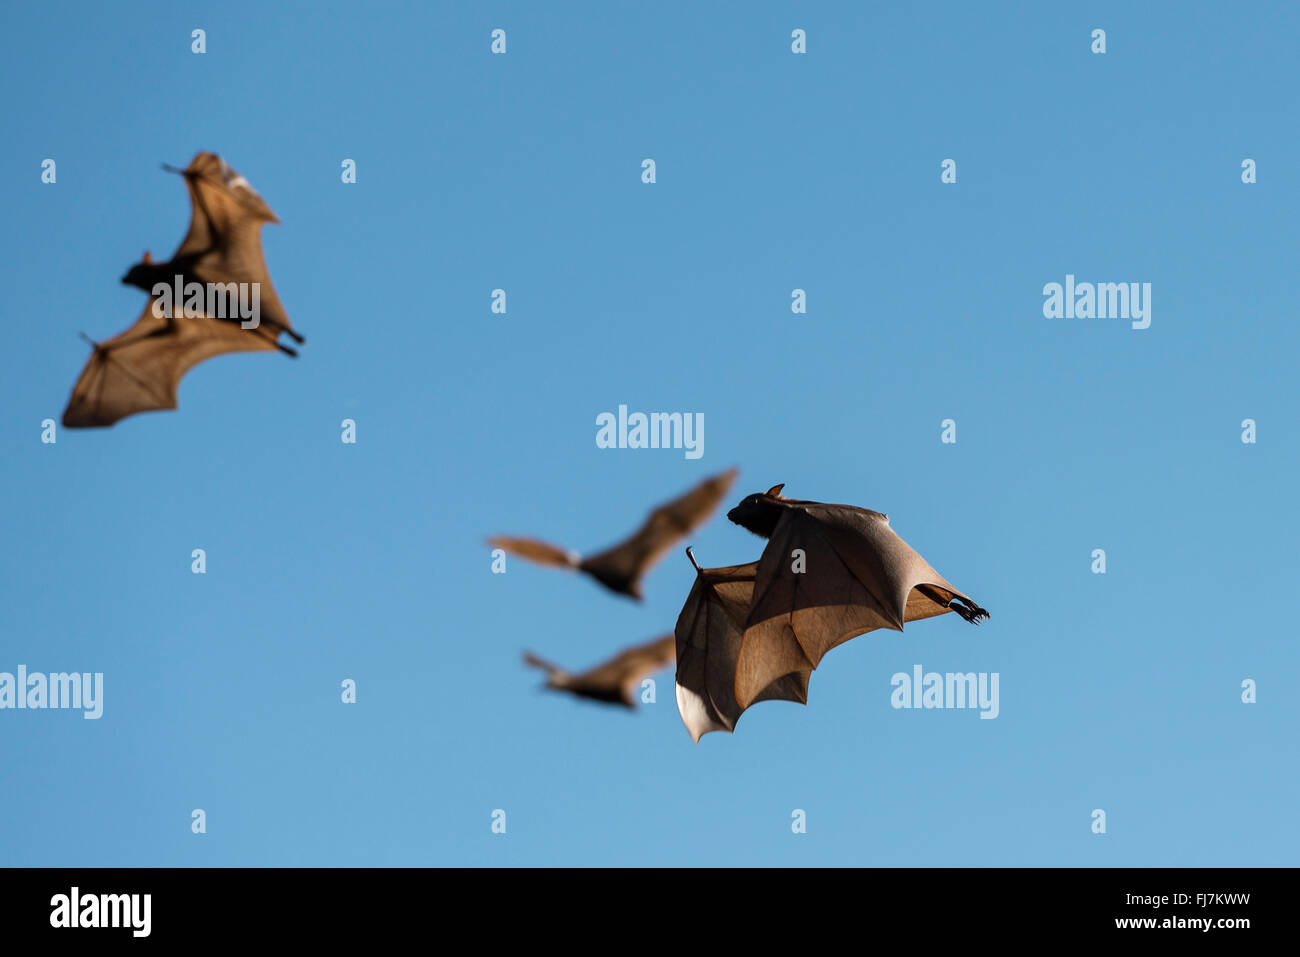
top-left (523, 634), bottom-right (677, 708)
top-left (62, 153), bottom-right (301, 428)
top-left (726, 484), bottom-right (989, 711)
top-left (674, 549), bottom-right (810, 742)
top-left (488, 468), bottom-right (738, 600)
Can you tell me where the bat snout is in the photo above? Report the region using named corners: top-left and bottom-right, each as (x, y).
top-left (121, 264), bottom-right (152, 288)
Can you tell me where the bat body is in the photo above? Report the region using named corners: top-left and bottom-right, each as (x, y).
top-left (524, 635), bottom-right (677, 709)
top-left (62, 153), bottom-right (301, 428)
top-left (727, 485), bottom-right (989, 709)
top-left (489, 468), bottom-right (738, 600)
top-left (674, 550), bottom-right (810, 742)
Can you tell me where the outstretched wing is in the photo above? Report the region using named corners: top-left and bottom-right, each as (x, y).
top-left (170, 152), bottom-right (296, 339)
top-left (562, 634), bottom-right (678, 707)
top-left (734, 504), bottom-right (981, 709)
top-left (62, 299), bottom-right (278, 428)
top-left (486, 537), bottom-right (580, 569)
top-left (674, 559), bottom-right (809, 742)
top-left (579, 468), bottom-right (738, 598)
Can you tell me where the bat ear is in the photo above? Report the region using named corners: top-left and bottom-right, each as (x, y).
top-left (764, 484), bottom-right (785, 498)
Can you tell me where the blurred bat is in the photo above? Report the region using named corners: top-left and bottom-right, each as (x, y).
top-left (63, 152), bottom-right (301, 428)
top-left (523, 634), bottom-right (677, 709)
top-left (62, 299), bottom-right (281, 428)
top-left (726, 484), bottom-right (989, 710)
top-left (673, 549), bottom-right (809, 742)
top-left (488, 468), bottom-right (738, 600)
top-left (121, 151), bottom-right (302, 347)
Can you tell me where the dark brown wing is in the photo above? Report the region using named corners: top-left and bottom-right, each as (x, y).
top-left (734, 503), bottom-right (987, 709)
top-left (674, 558), bottom-right (809, 741)
top-left (62, 299), bottom-right (278, 428)
top-left (579, 468), bottom-right (738, 599)
top-left (170, 152), bottom-right (297, 340)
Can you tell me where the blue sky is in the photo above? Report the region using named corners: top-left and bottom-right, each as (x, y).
top-left (1, 1), bottom-right (1296, 866)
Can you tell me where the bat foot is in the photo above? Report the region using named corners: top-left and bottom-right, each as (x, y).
top-left (949, 599), bottom-right (990, 625)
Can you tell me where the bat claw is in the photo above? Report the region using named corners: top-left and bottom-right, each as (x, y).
top-left (948, 600), bottom-right (990, 625)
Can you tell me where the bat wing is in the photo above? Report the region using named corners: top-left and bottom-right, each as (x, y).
top-left (486, 536), bottom-right (580, 569)
top-left (538, 634), bottom-right (677, 708)
top-left (170, 152), bottom-right (296, 340)
top-left (674, 559), bottom-right (809, 742)
top-left (734, 504), bottom-right (982, 709)
top-left (62, 299), bottom-right (279, 428)
top-left (579, 468), bottom-right (738, 598)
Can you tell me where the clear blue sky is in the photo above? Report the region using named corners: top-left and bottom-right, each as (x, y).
top-left (2, 1), bottom-right (1296, 866)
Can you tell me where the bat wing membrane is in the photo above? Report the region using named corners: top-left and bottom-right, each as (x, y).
top-left (674, 560), bottom-right (809, 741)
top-left (170, 152), bottom-right (295, 340)
top-left (487, 536), bottom-right (580, 568)
top-left (734, 504), bottom-right (977, 709)
top-left (62, 300), bottom-right (278, 428)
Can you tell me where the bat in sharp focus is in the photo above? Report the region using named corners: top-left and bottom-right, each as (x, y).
top-left (726, 484), bottom-right (989, 711)
top-left (523, 634), bottom-right (677, 709)
top-left (673, 548), bottom-right (810, 742)
top-left (62, 152), bottom-right (301, 428)
top-left (488, 467), bottom-right (738, 600)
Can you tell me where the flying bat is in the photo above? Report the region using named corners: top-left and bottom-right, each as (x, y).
top-left (488, 468), bottom-right (738, 600)
top-left (523, 634), bottom-right (677, 709)
top-left (674, 549), bottom-right (810, 742)
top-left (62, 153), bottom-right (302, 428)
top-left (727, 485), bottom-right (989, 711)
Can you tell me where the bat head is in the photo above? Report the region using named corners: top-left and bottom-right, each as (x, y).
top-left (727, 485), bottom-right (788, 538)
top-left (121, 251), bottom-right (162, 291)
